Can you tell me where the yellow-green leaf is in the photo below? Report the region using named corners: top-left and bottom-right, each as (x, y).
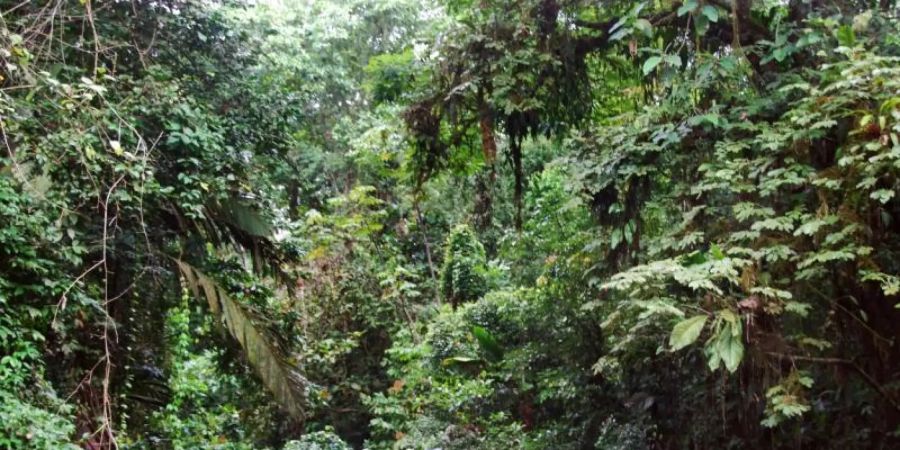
top-left (669, 315), bottom-right (708, 351)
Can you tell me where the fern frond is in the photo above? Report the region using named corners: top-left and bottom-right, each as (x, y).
top-left (173, 259), bottom-right (308, 421)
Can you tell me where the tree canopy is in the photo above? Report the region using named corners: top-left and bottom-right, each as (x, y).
top-left (1, 0), bottom-right (899, 449)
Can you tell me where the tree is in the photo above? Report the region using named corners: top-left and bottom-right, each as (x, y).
top-left (2, 0), bottom-right (899, 448)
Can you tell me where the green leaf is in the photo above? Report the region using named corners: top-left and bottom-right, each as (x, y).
top-left (472, 326), bottom-right (504, 361)
top-left (870, 189), bottom-right (895, 204)
top-left (694, 14), bottom-right (709, 34)
top-left (217, 199), bottom-right (274, 238)
top-left (643, 56), bottom-right (662, 75)
top-left (677, 0), bottom-right (698, 16)
top-left (681, 251), bottom-right (707, 266)
top-left (705, 343), bottom-right (721, 371)
top-left (441, 356), bottom-right (480, 366)
top-left (836, 25), bottom-right (855, 47)
top-left (701, 5), bottom-right (718, 22)
top-left (610, 228), bottom-right (623, 249)
top-left (669, 315), bottom-right (708, 351)
top-left (784, 301), bottom-right (812, 317)
top-left (861, 271), bottom-right (900, 296)
top-left (610, 27), bottom-right (631, 41)
top-left (634, 19), bottom-right (653, 38)
top-left (717, 325), bottom-right (744, 372)
top-left (664, 54), bottom-right (682, 69)
top-left (710, 244), bottom-right (725, 260)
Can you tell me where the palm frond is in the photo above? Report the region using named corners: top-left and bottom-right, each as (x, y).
top-left (217, 198), bottom-right (274, 238)
top-left (201, 198), bottom-right (282, 275)
top-left (174, 259), bottom-right (308, 421)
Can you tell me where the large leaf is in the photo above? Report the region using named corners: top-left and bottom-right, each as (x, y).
top-left (642, 56), bottom-right (662, 75)
top-left (669, 315), bottom-right (708, 351)
top-left (174, 260), bottom-right (308, 420)
top-left (441, 355), bottom-right (480, 367)
top-left (202, 198), bottom-right (283, 275)
top-left (677, 0), bottom-right (698, 16)
top-left (217, 199), bottom-right (274, 238)
top-left (709, 321), bottom-right (744, 373)
top-left (701, 5), bottom-right (718, 22)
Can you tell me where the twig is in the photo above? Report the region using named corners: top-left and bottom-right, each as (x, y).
top-left (84, 0), bottom-right (100, 76)
top-left (99, 174), bottom-right (125, 450)
top-left (53, 259), bottom-right (104, 325)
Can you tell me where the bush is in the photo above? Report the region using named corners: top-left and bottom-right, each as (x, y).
top-left (0, 390), bottom-right (78, 450)
top-left (464, 289), bottom-right (529, 344)
top-left (283, 429), bottom-right (352, 450)
top-left (440, 224), bottom-right (489, 308)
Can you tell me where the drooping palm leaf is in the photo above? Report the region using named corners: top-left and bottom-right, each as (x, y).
top-left (174, 259), bottom-right (308, 420)
top-left (202, 198), bottom-right (282, 275)
top-left (216, 198), bottom-right (274, 238)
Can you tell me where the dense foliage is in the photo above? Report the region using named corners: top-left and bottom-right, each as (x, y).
top-left (1, 0), bottom-right (898, 449)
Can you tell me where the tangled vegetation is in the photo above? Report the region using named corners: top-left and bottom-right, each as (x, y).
top-left (1, 0), bottom-right (898, 449)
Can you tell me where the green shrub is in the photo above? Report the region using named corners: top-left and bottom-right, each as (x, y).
top-left (439, 224), bottom-right (488, 308)
top-left (283, 429), bottom-right (351, 450)
top-left (0, 390), bottom-right (78, 450)
top-left (464, 290), bottom-right (529, 344)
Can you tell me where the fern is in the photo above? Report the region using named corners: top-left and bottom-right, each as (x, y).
top-left (173, 259), bottom-right (308, 420)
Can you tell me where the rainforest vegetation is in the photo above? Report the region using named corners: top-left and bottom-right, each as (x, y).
top-left (1, 0), bottom-right (899, 448)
